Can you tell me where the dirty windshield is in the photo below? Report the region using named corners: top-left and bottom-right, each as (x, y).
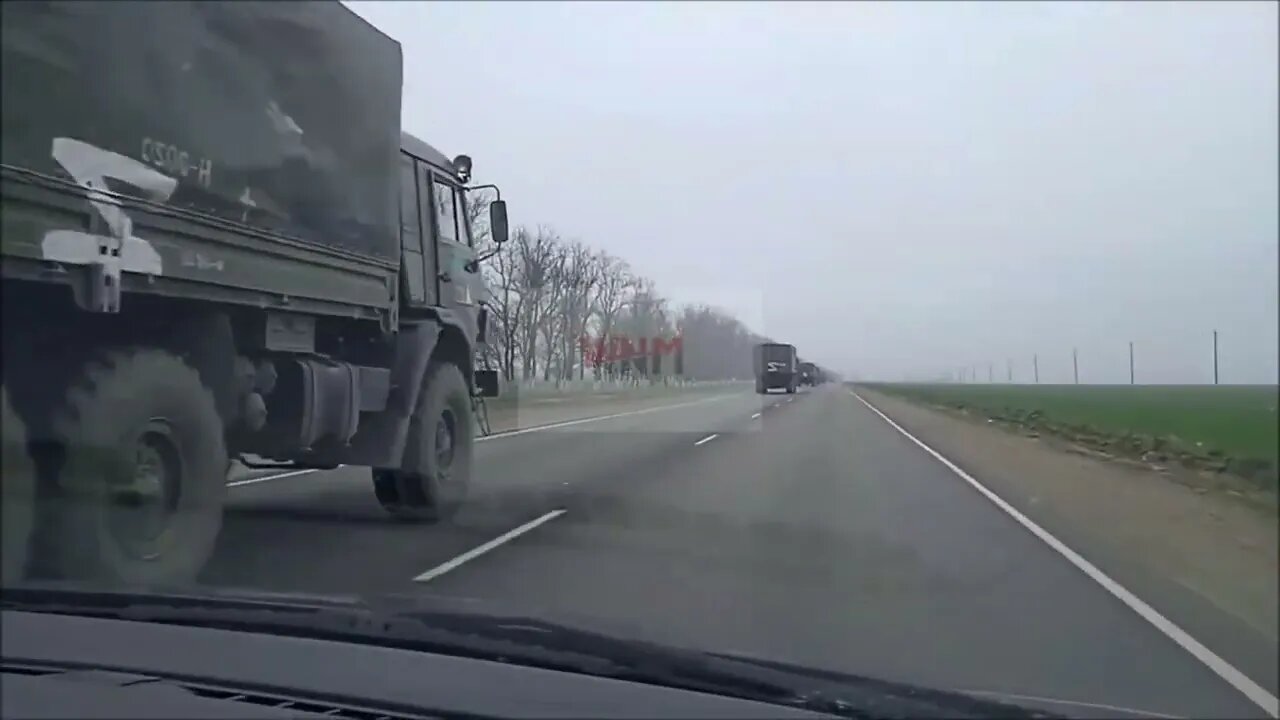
top-left (1, 2), bottom-right (1276, 719)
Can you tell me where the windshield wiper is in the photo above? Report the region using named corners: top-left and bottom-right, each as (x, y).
top-left (2, 584), bottom-right (1057, 719)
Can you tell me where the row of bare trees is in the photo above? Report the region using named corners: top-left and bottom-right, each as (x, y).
top-left (469, 195), bottom-right (769, 384)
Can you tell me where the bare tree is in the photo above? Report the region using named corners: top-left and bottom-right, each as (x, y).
top-left (555, 241), bottom-right (602, 381)
top-left (481, 226), bottom-right (521, 381)
top-left (473, 206), bottom-right (769, 389)
top-left (585, 253), bottom-right (632, 380)
top-left (514, 225), bottom-right (562, 380)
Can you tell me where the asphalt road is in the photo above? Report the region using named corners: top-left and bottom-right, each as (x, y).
top-left (204, 385), bottom-right (1272, 719)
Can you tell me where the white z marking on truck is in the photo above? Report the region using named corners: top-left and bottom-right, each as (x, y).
top-left (42, 137), bottom-right (176, 276)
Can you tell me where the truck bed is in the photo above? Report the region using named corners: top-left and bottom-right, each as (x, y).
top-left (1, 1), bottom-right (403, 318)
top-left (1, 166), bottom-right (397, 321)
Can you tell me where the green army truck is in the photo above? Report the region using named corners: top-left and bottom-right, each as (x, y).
top-left (0, 1), bottom-right (507, 586)
top-left (753, 343), bottom-right (798, 394)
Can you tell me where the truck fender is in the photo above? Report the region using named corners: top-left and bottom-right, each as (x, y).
top-left (168, 312), bottom-right (242, 427)
top-left (432, 308), bottom-right (477, 385)
top-left (339, 320), bottom-right (441, 469)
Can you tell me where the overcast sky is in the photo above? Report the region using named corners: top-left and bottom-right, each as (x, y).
top-left (348, 0), bottom-right (1277, 384)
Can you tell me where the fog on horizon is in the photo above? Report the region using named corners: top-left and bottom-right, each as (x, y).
top-left (349, 0), bottom-right (1278, 386)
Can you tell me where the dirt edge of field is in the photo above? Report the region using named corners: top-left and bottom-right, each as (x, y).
top-left (872, 385), bottom-right (1277, 513)
top-left (855, 386), bottom-right (1279, 655)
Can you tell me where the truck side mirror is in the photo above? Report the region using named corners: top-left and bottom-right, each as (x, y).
top-left (489, 200), bottom-right (509, 245)
top-left (474, 369), bottom-right (501, 397)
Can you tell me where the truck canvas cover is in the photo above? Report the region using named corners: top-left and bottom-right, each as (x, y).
top-left (1, 0), bottom-right (403, 262)
top-left (753, 343), bottom-right (796, 374)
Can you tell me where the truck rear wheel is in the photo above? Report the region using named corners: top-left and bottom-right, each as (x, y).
top-left (374, 361), bottom-right (472, 523)
top-left (2, 387), bottom-right (36, 586)
top-left (43, 349), bottom-right (227, 585)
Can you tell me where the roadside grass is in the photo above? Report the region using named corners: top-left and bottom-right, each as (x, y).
top-left (865, 383), bottom-right (1279, 491)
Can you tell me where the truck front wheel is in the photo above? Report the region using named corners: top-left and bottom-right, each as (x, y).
top-left (374, 361), bottom-right (472, 523)
top-left (42, 349), bottom-right (227, 585)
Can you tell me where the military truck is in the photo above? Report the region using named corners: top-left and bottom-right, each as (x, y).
top-left (797, 361), bottom-right (817, 387)
top-left (753, 343), bottom-right (798, 394)
top-left (0, 1), bottom-right (507, 587)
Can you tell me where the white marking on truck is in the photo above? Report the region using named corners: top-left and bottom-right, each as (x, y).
top-left (141, 137), bottom-right (212, 188)
top-left (42, 138), bottom-right (175, 276)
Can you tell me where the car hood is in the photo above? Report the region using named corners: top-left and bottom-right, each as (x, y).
top-left (2, 582), bottom-right (1172, 719)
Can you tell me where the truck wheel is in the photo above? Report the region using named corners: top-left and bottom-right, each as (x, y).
top-left (2, 388), bottom-right (36, 586)
top-left (371, 468), bottom-right (412, 518)
top-left (45, 349), bottom-right (227, 585)
top-left (786, 384), bottom-right (796, 394)
top-left (755, 380), bottom-right (765, 394)
top-left (378, 361), bottom-right (473, 523)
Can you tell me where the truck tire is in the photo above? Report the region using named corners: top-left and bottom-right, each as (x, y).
top-left (755, 380), bottom-right (765, 394)
top-left (376, 360), bottom-right (472, 523)
top-left (44, 349), bottom-right (227, 585)
top-left (2, 387), bottom-right (36, 586)
top-left (786, 383), bottom-right (796, 394)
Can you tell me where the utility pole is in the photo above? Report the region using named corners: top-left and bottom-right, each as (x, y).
top-left (1213, 330), bottom-right (1219, 385)
top-left (1033, 354), bottom-right (1039, 384)
top-left (1006, 359), bottom-right (1012, 383)
top-left (1072, 348), bottom-right (1079, 385)
top-left (988, 363), bottom-right (993, 383)
top-left (1129, 341), bottom-right (1135, 385)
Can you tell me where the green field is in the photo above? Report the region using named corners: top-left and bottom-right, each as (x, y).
top-left (868, 383), bottom-right (1279, 488)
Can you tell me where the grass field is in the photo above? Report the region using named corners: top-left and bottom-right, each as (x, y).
top-left (867, 383), bottom-right (1279, 488)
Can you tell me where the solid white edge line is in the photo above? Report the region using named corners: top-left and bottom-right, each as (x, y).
top-left (693, 433), bottom-right (719, 446)
top-left (413, 509), bottom-right (566, 582)
top-left (227, 393), bottom-right (743, 490)
top-left (850, 390), bottom-right (1280, 718)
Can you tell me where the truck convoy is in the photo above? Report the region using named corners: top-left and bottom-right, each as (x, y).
top-left (0, 1), bottom-right (506, 587)
top-left (753, 343), bottom-right (799, 394)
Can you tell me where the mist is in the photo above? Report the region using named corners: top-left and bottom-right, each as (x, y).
top-left (349, 0), bottom-right (1278, 385)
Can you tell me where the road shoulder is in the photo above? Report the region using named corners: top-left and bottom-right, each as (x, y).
top-left (854, 386), bottom-right (1279, 698)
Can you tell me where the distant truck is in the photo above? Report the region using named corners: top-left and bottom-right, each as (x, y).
top-left (753, 343), bottom-right (798, 394)
top-left (797, 362), bottom-right (818, 387)
top-left (0, 1), bottom-right (508, 587)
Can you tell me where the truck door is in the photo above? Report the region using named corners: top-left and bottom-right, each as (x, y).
top-left (399, 155), bottom-right (436, 308)
top-left (427, 174), bottom-right (480, 314)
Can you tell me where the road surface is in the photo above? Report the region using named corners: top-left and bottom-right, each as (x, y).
top-left (204, 384), bottom-right (1274, 719)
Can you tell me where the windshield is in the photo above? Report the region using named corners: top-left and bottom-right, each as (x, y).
top-left (2, 2), bottom-right (1276, 719)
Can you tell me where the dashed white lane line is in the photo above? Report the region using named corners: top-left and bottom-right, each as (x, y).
top-left (413, 509), bottom-right (566, 583)
top-left (227, 469), bottom-right (320, 487)
top-left (851, 390), bottom-right (1279, 718)
top-left (751, 412), bottom-right (762, 419)
top-left (228, 393), bottom-right (742, 489)
top-left (475, 393), bottom-right (735, 442)
top-left (693, 433), bottom-right (719, 446)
